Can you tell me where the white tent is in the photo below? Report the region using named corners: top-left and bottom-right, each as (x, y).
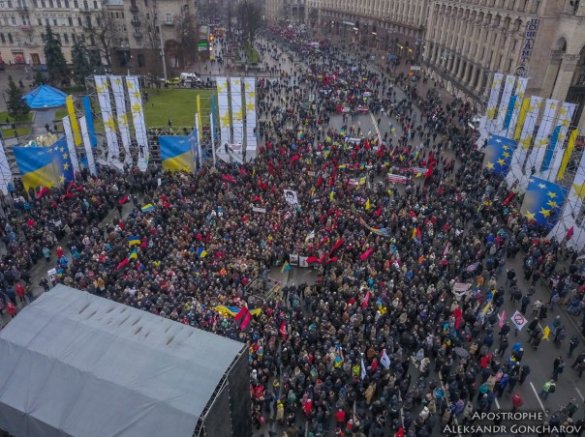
top-left (0, 285), bottom-right (245, 437)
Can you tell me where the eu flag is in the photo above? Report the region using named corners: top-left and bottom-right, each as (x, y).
top-left (483, 134), bottom-right (517, 176)
top-left (520, 177), bottom-right (567, 228)
top-left (51, 137), bottom-right (74, 184)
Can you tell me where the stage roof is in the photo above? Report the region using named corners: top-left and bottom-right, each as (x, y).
top-left (23, 84), bottom-right (67, 109)
top-left (0, 285), bottom-right (244, 437)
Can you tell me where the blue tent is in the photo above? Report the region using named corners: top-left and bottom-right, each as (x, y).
top-left (23, 85), bottom-right (67, 109)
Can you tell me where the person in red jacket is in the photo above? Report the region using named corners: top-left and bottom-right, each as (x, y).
top-left (15, 282), bottom-right (26, 304)
top-left (512, 393), bottom-right (523, 411)
top-left (335, 408), bottom-right (346, 425)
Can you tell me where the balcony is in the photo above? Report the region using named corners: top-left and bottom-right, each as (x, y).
top-left (133, 30), bottom-right (143, 39)
top-left (131, 18), bottom-right (141, 27)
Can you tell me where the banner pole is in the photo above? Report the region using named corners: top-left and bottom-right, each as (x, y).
top-left (210, 113), bottom-right (216, 168)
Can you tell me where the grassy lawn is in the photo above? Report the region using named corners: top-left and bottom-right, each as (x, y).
top-left (143, 88), bottom-right (216, 131)
top-left (0, 111), bottom-right (33, 138)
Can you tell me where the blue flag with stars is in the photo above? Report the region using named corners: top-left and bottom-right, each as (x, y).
top-left (483, 134), bottom-right (517, 176)
top-left (51, 137), bottom-right (75, 184)
top-left (520, 177), bottom-right (567, 228)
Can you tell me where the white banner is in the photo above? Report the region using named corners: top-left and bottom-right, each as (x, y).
top-left (62, 116), bottom-right (80, 174)
top-left (521, 99), bottom-right (558, 189)
top-left (544, 102), bottom-right (577, 181)
top-left (109, 76), bottom-right (132, 166)
top-left (230, 77), bottom-right (244, 146)
top-left (494, 75), bottom-right (516, 133)
top-left (505, 77), bottom-right (528, 138)
top-left (79, 116), bottom-right (97, 176)
top-left (506, 96), bottom-right (543, 187)
top-left (94, 75), bottom-right (121, 168)
top-left (486, 73), bottom-right (503, 133)
top-left (0, 136), bottom-right (13, 194)
top-left (217, 77), bottom-right (231, 148)
top-left (244, 77), bottom-right (257, 150)
top-left (126, 76), bottom-right (148, 171)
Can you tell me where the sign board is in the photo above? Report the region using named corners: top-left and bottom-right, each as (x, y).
top-left (510, 310), bottom-right (528, 331)
top-left (289, 254), bottom-right (299, 266)
top-left (516, 18), bottom-right (539, 77)
top-left (299, 256), bottom-right (309, 268)
top-left (452, 282), bottom-right (471, 299)
top-left (410, 66), bottom-right (421, 71)
top-left (252, 206), bottom-right (266, 213)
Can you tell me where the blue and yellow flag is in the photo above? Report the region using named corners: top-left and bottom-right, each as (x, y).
top-left (483, 134), bottom-right (517, 176)
top-left (520, 177), bottom-right (567, 228)
top-left (160, 136), bottom-right (194, 172)
top-left (13, 146), bottom-right (59, 191)
top-left (50, 137), bottom-right (74, 184)
top-left (541, 125), bottom-right (562, 172)
top-left (128, 235), bottom-right (141, 246)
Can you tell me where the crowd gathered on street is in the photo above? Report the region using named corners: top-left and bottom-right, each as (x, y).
top-left (2, 28), bottom-right (585, 437)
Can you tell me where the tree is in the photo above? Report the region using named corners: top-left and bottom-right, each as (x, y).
top-left (175, 10), bottom-right (197, 68)
top-left (71, 40), bottom-right (92, 85)
top-left (237, 0), bottom-right (262, 48)
top-left (43, 25), bottom-right (69, 85)
top-left (33, 71), bottom-right (44, 86)
top-left (6, 76), bottom-right (29, 119)
top-left (82, 9), bottom-right (120, 70)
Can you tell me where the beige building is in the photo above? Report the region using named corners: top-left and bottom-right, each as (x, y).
top-left (0, 0), bottom-right (106, 65)
top-left (423, 0), bottom-right (585, 126)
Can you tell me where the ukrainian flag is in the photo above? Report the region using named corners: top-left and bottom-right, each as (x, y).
top-left (51, 137), bottom-right (74, 183)
top-left (141, 203), bottom-right (155, 213)
top-left (520, 177), bottom-right (567, 228)
top-left (13, 146), bottom-right (59, 191)
top-left (128, 235), bottom-right (141, 246)
top-left (160, 135), bottom-right (194, 172)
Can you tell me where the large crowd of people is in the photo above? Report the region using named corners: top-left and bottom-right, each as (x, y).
top-left (1, 28), bottom-right (585, 437)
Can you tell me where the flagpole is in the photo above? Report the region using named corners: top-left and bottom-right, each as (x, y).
top-left (195, 114), bottom-right (202, 170)
top-left (210, 113), bottom-right (216, 168)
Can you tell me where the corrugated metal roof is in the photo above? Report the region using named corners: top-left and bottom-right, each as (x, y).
top-left (0, 284), bottom-right (244, 437)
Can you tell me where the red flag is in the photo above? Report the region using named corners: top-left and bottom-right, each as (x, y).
top-left (221, 174), bottom-right (237, 184)
top-left (567, 226), bottom-right (574, 240)
top-left (361, 290), bottom-right (371, 308)
top-left (374, 206), bottom-right (382, 217)
top-left (329, 238), bottom-right (344, 257)
top-left (325, 256), bottom-right (338, 264)
top-left (116, 258), bottom-right (130, 270)
top-left (240, 311), bottom-right (252, 330)
top-left (234, 306), bottom-right (250, 321)
top-left (290, 154), bottom-right (300, 164)
top-left (360, 248), bottom-right (374, 261)
top-left (453, 306), bottom-right (462, 330)
top-left (36, 186), bottom-right (49, 199)
top-left (118, 195), bottom-right (129, 205)
top-left (279, 320), bottom-right (287, 338)
top-left (502, 192), bottom-right (515, 206)
top-left (306, 256), bottom-right (321, 264)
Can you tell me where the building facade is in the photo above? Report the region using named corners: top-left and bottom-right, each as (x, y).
top-left (0, 0), bottom-right (105, 66)
top-left (424, 0), bottom-right (585, 129)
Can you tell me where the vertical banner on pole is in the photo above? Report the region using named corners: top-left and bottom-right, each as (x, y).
top-left (94, 76), bottom-right (122, 169)
top-left (505, 77), bottom-right (528, 137)
top-left (557, 129), bottom-right (579, 182)
top-left (62, 116), bottom-right (80, 174)
top-left (0, 136), bottom-right (13, 194)
top-left (109, 76), bottom-right (132, 166)
top-left (82, 96), bottom-right (97, 147)
top-left (486, 73), bottom-right (504, 133)
top-left (79, 116), bottom-right (97, 176)
top-left (126, 76), bottom-right (149, 169)
top-left (506, 96), bottom-right (543, 187)
top-left (230, 77), bottom-right (243, 145)
top-left (66, 95), bottom-right (82, 146)
top-left (196, 94), bottom-right (203, 143)
top-left (494, 75), bottom-right (516, 133)
top-left (545, 102), bottom-right (577, 181)
top-left (521, 99), bottom-right (559, 188)
top-left (513, 97), bottom-right (530, 141)
top-left (244, 77), bottom-right (257, 150)
top-left (216, 77), bottom-right (231, 148)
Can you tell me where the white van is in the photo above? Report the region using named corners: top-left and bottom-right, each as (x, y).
top-left (180, 72), bottom-right (202, 84)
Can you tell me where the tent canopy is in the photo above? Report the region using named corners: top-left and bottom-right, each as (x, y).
top-left (0, 285), bottom-right (244, 437)
top-left (23, 85), bottom-right (67, 109)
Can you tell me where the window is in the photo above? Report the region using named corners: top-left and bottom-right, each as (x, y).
top-left (92, 0), bottom-right (96, 7)
top-left (8, 33), bottom-right (13, 43)
top-left (77, 16), bottom-right (81, 25)
top-left (63, 33), bottom-right (68, 43)
top-left (68, 16), bottom-right (72, 25)
top-left (48, 0), bottom-right (52, 7)
top-left (82, 0), bottom-right (87, 9)
top-left (32, 0), bottom-right (37, 7)
top-left (64, 0), bottom-right (67, 6)
top-left (96, 16), bottom-right (100, 25)
top-left (44, 17), bottom-right (49, 24)
top-left (41, 32), bottom-right (45, 41)
top-left (54, 32), bottom-right (59, 41)
top-left (53, 18), bottom-right (57, 25)
top-left (166, 12), bottom-right (171, 23)
top-left (7, 0), bottom-right (12, 7)
top-left (85, 14), bottom-right (90, 26)
top-left (37, 18), bottom-right (41, 24)
top-left (89, 34), bottom-right (94, 45)
top-left (137, 53), bottom-right (145, 66)
top-left (72, 33), bottom-right (76, 41)
top-left (11, 16), bottom-right (16, 24)
top-left (143, 0), bottom-right (147, 6)
top-left (41, 0), bottom-right (45, 6)
top-left (57, 0), bottom-right (61, 6)
top-left (0, 34), bottom-right (4, 43)
top-left (73, 0), bottom-right (77, 7)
